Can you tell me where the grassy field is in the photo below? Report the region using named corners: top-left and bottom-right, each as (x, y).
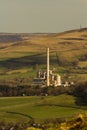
top-left (0, 94), bottom-right (87, 123)
top-left (78, 61), bottom-right (87, 68)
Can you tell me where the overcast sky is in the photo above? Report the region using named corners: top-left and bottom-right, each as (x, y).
top-left (0, 0), bottom-right (87, 33)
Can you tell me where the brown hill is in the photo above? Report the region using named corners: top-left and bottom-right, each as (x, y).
top-left (0, 28), bottom-right (87, 85)
top-left (0, 28), bottom-right (87, 62)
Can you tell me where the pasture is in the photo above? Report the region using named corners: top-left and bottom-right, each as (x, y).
top-left (0, 94), bottom-right (87, 123)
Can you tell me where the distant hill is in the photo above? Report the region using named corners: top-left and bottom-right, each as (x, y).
top-left (0, 33), bottom-right (50, 43)
top-left (0, 28), bottom-right (87, 85)
top-left (0, 28), bottom-right (87, 59)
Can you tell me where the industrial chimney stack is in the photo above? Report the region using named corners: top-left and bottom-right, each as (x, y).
top-left (47, 48), bottom-right (50, 86)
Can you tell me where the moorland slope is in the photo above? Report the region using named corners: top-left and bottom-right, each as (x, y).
top-left (0, 28), bottom-right (87, 85)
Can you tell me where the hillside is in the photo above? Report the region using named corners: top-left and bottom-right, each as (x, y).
top-left (0, 28), bottom-right (87, 59)
top-left (0, 28), bottom-right (87, 85)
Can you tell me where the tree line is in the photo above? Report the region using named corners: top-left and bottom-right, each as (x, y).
top-left (0, 82), bottom-right (87, 106)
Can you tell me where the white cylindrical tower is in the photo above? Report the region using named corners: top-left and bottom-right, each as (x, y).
top-left (56, 74), bottom-right (61, 86)
top-left (47, 48), bottom-right (50, 86)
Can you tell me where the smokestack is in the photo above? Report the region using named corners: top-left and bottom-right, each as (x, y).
top-left (47, 48), bottom-right (50, 86)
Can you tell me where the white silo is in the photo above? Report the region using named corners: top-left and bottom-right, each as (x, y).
top-left (56, 74), bottom-right (61, 86)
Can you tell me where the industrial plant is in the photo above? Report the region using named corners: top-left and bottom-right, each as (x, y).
top-left (33, 48), bottom-right (62, 87)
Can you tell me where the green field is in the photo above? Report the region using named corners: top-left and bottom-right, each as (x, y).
top-left (0, 94), bottom-right (87, 123)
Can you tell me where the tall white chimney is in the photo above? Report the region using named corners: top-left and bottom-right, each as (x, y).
top-left (47, 48), bottom-right (50, 86)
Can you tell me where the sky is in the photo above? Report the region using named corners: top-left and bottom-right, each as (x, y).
top-left (0, 0), bottom-right (87, 33)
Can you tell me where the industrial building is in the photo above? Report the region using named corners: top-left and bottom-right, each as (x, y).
top-left (33, 48), bottom-right (62, 87)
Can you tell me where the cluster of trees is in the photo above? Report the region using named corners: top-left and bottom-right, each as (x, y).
top-left (0, 85), bottom-right (67, 97)
top-left (0, 82), bottom-right (87, 105)
top-left (69, 82), bottom-right (87, 105)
